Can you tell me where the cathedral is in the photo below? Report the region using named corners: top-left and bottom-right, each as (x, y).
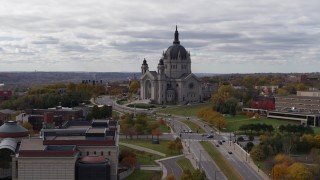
top-left (140, 26), bottom-right (212, 105)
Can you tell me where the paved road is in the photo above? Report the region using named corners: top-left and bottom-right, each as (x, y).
top-left (184, 116), bottom-right (264, 180)
top-left (171, 118), bottom-right (227, 180)
top-left (159, 156), bottom-right (185, 180)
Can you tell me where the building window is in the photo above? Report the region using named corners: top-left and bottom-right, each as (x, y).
top-left (108, 151), bottom-right (111, 156)
top-left (86, 152), bottom-right (89, 156)
top-left (94, 151), bottom-right (96, 155)
top-left (79, 152), bottom-right (82, 156)
top-left (101, 151), bottom-right (104, 156)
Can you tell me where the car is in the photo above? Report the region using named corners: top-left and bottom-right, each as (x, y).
top-left (228, 151), bottom-right (232, 154)
top-left (206, 134), bottom-right (213, 138)
top-left (167, 114), bottom-right (171, 116)
top-left (216, 144), bottom-right (219, 147)
top-left (218, 141), bottom-right (222, 145)
top-left (222, 140), bottom-right (225, 142)
top-left (186, 117), bottom-right (190, 120)
top-left (188, 130), bottom-right (192, 133)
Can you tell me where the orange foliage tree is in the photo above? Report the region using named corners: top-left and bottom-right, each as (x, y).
top-left (271, 163), bottom-right (288, 180)
top-left (287, 163), bottom-right (312, 179)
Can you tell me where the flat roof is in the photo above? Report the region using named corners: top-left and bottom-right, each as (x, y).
top-left (87, 128), bottom-right (106, 134)
top-left (19, 138), bottom-right (46, 151)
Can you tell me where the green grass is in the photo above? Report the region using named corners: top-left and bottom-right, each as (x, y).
top-left (120, 139), bottom-right (182, 157)
top-left (176, 158), bottom-right (195, 172)
top-left (124, 169), bottom-right (162, 180)
top-left (180, 120), bottom-right (206, 133)
top-left (120, 145), bottom-right (162, 165)
top-left (157, 103), bottom-right (213, 117)
top-left (225, 115), bottom-right (301, 132)
top-left (312, 127), bottom-right (320, 134)
top-left (200, 141), bottom-right (243, 180)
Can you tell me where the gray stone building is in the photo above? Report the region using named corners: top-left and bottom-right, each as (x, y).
top-left (140, 26), bottom-right (211, 105)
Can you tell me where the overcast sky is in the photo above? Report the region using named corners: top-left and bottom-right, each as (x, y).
top-left (0, 0), bottom-right (320, 73)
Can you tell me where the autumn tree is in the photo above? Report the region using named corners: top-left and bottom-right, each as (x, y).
top-left (128, 80), bottom-right (140, 94)
top-left (212, 85), bottom-right (238, 115)
top-left (274, 154), bottom-right (294, 165)
top-left (166, 174), bottom-right (175, 180)
top-left (152, 128), bottom-right (162, 140)
top-left (22, 122), bottom-right (33, 134)
top-left (271, 163), bottom-right (289, 180)
top-left (119, 149), bottom-right (137, 168)
top-left (250, 146), bottom-right (266, 161)
top-left (287, 163), bottom-right (312, 180)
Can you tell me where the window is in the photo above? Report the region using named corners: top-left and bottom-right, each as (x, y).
top-left (108, 151), bottom-right (111, 156)
top-left (86, 152), bottom-right (89, 156)
top-left (101, 151), bottom-right (104, 156)
top-left (94, 151), bottom-right (96, 155)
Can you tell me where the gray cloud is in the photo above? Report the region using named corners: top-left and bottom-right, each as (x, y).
top-left (0, 0), bottom-right (320, 73)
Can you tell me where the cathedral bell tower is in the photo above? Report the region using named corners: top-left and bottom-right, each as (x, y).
top-left (141, 58), bottom-right (149, 75)
top-left (157, 59), bottom-right (165, 75)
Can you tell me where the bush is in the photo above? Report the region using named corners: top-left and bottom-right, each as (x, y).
top-left (246, 112), bottom-right (254, 118)
top-left (246, 142), bottom-right (254, 152)
top-left (237, 136), bottom-right (244, 142)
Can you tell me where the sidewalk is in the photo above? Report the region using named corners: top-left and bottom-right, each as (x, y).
top-left (119, 142), bottom-right (166, 157)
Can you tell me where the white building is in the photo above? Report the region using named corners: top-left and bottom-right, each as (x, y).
top-left (140, 26), bottom-right (211, 105)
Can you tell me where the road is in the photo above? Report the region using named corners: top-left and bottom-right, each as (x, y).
top-left (171, 117), bottom-right (227, 180)
top-left (159, 156), bottom-right (185, 180)
top-left (179, 115), bottom-right (264, 180)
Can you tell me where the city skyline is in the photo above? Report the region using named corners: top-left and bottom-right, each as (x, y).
top-left (0, 0), bottom-right (320, 73)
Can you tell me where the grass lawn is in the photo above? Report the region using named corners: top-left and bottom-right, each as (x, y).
top-left (120, 145), bottom-right (162, 165)
top-left (200, 141), bottom-right (242, 180)
top-left (120, 139), bottom-right (182, 157)
top-left (180, 120), bottom-right (206, 133)
top-left (176, 158), bottom-right (195, 172)
top-left (225, 115), bottom-right (301, 132)
top-left (147, 116), bottom-right (170, 133)
top-left (157, 103), bottom-right (213, 117)
top-left (124, 169), bottom-right (162, 180)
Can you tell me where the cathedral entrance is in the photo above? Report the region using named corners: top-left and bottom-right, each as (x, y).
top-left (144, 80), bottom-right (152, 99)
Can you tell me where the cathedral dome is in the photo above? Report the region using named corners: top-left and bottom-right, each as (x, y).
top-left (165, 44), bottom-right (187, 60)
top-left (164, 26), bottom-right (188, 60)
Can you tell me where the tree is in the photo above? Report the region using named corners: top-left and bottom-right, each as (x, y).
top-left (287, 163), bottom-right (312, 180)
top-left (271, 163), bottom-right (289, 180)
top-left (212, 85), bottom-right (238, 115)
top-left (250, 146), bottom-right (266, 161)
top-left (128, 80), bottom-right (139, 94)
top-left (274, 154), bottom-right (293, 165)
top-left (91, 105), bottom-right (100, 119)
top-left (22, 122), bottom-right (33, 134)
top-left (166, 174), bottom-right (175, 180)
top-left (276, 88), bottom-right (288, 96)
top-left (152, 128), bottom-right (162, 140)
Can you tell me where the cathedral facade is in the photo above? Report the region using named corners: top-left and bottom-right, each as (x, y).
top-left (140, 26), bottom-right (210, 105)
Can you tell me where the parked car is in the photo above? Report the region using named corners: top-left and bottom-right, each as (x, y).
top-left (216, 144), bottom-right (219, 147)
top-left (218, 141), bottom-right (222, 145)
top-left (222, 140), bottom-right (225, 142)
top-left (228, 151), bottom-right (232, 154)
